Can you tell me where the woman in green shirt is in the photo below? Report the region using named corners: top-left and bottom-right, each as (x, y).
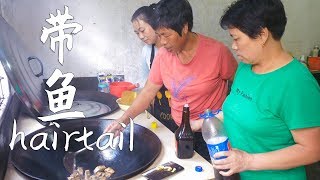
top-left (214, 0), bottom-right (320, 179)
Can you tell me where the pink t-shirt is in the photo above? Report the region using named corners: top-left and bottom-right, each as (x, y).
top-left (149, 34), bottom-right (237, 125)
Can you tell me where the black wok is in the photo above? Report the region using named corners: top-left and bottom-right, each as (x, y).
top-left (11, 119), bottom-right (162, 180)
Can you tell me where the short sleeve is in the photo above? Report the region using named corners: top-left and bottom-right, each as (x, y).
top-left (281, 72), bottom-right (320, 130)
top-left (148, 48), bottom-right (165, 85)
top-left (219, 44), bottom-right (238, 80)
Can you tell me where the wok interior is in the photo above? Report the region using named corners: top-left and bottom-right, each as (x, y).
top-left (41, 90), bottom-right (119, 119)
top-left (11, 119), bottom-right (161, 180)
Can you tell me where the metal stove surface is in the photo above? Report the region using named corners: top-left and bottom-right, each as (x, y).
top-left (5, 113), bottom-right (44, 180)
top-left (42, 100), bottom-right (112, 118)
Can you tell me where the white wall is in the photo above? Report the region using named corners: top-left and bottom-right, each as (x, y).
top-left (0, 0), bottom-right (319, 83)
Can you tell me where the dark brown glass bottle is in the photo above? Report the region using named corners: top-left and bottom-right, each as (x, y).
top-left (175, 104), bottom-right (194, 159)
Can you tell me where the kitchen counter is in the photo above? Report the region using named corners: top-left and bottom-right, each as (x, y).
top-left (5, 109), bottom-right (215, 180)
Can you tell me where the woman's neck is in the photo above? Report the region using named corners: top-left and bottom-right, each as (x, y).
top-left (252, 41), bottom-right (292, 74)
top-left (177, 32), bottom-right (199, 64)
top-left (155, 40), bottom-right (161, 49)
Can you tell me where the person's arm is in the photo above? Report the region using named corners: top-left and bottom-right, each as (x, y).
top-left (120, 80), bottom-right (161, 124)
top-left (213, 127), bottom-right (320, 176)
top-left (248, 127), bottom-right (320, 170)
top-left (104, 80), bottom-right (161, 134)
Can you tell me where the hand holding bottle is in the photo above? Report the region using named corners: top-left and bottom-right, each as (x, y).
top-left (212, 148), bottom-right (253, 176)
top-left (201, 109), bottom-right (236, 180)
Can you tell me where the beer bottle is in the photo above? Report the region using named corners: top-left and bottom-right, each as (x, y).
top-left (175, 104), bottom-right (194, 159)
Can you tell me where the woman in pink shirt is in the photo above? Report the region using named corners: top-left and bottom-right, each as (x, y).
top-left (106, 0), bottom-right (237, 161)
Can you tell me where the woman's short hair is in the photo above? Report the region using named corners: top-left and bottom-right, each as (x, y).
top-left (131, 3), bottom-right (157, 28)
top-left (154, 0), bottom-right (193, 36)
top-left (220, 0), bottom-right (287, 40)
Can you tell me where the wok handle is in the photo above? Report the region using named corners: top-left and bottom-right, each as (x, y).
top-left (27, 56), bottom-right (44, 77)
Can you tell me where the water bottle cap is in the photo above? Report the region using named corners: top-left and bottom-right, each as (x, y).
top-left (98, 82), bottom-right (108, 88)
top-left (195, 166), bottom-right (203, 172)
top-left (199, 109), bottom-right (221, 119)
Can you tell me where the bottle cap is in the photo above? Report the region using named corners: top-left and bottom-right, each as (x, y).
top-left (195, 166), bottom-right (203, 172)
top-left (200, 109), bottom-right (221, 119)
top-left (98, 82), bottom-right (108, 88)
top-left (151, 121), bottom-right (157, 129)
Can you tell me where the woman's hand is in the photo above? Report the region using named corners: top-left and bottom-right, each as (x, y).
top-left (215, 111), bottom-right (224, 122)
top-left (190, 119), bottom-right (203, 132)
top-left (212, 149), bottom-right (253, 176)
top-left (104, 118), bottom-right (127, 137)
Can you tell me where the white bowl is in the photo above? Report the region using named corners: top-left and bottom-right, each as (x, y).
top-left (116, 98), bottom-right (130, 111)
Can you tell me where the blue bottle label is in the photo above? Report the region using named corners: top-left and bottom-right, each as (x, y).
top-left (207, 137), bottom-right (230, 160)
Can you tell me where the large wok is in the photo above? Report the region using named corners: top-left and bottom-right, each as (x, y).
top-left (11, 119), bottom-right (162, 180)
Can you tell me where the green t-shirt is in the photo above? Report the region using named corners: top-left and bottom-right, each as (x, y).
top-left (223, 59), bottom-right (320, 180)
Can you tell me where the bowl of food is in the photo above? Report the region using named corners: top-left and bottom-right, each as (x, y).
top-left (116, 98), bottom-right (130, 111)
top-left (116, 91), bottom-right (137, 111)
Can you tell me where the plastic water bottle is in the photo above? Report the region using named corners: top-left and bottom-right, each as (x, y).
top-left (98, 82), bottom-right (109, 93)
top-left (201, 109), bottom-right (239, 180)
